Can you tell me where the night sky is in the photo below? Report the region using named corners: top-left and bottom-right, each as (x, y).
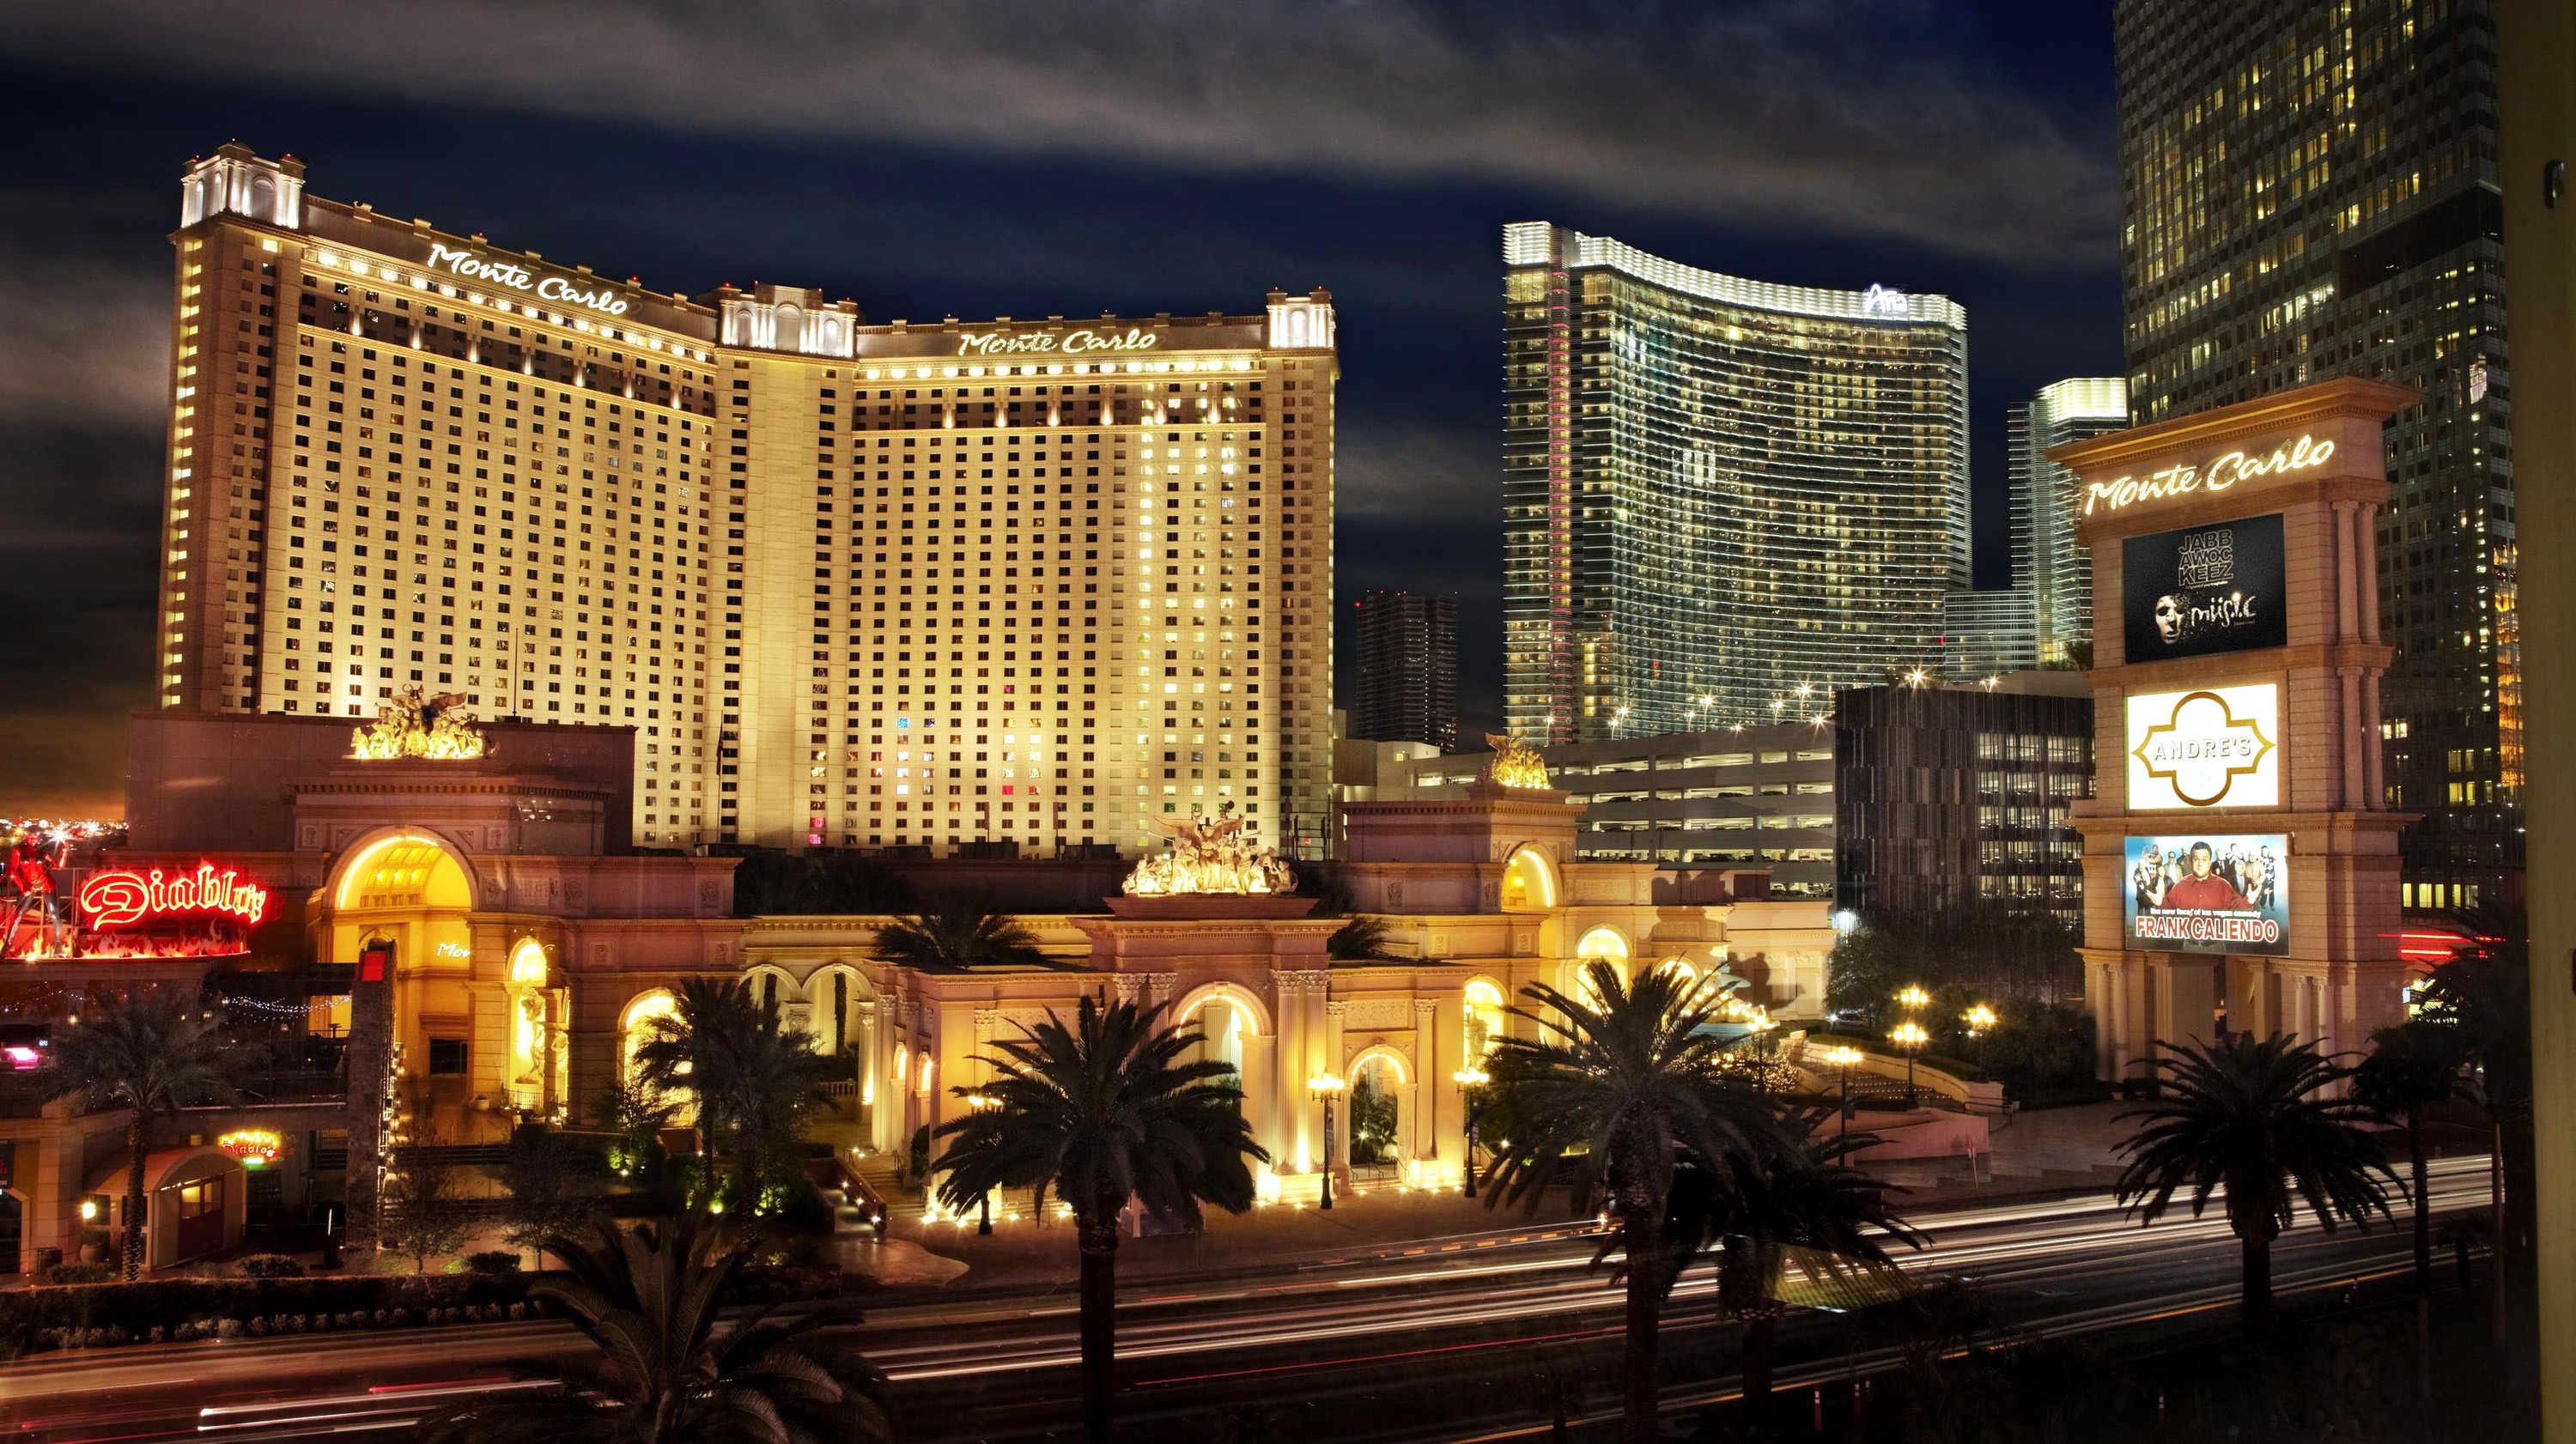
top-left (0, 1), bottom-right (2122, 816)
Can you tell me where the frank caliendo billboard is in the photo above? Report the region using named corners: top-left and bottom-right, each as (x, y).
top-left (2123, 834), bottom-right (2288, 956)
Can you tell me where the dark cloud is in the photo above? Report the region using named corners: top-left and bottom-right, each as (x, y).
top-left (3, 0), bottom-right (2114, 267)
top-left (0, 4), bottom-right (2123, 810)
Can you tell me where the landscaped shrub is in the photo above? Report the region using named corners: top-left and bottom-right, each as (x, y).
top-left (43, 1263), bottom-right (114, 1286)
top-left (463, 1251), bottom-right (523, 1276)
top-left (236, 1254), bottom-right (307, 1279)
top-left (0, 1257), bottom-right (837, 1355)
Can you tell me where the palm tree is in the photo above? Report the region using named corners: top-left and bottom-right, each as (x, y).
top-left (1658, 1119), bottom-right (1923, 1432)
top-left (1479, 960), bottom-right (1778, 1444)
top-left (2114, 1032), bottom-right (2393, 1334)
top-left (46, 987), bottom-right (243, 1279)
top-left (632, 979), bottom-right (835, 1214)
top-left (2412, 910), bottom-right (2532, 1256)
top-left (872, 895), bottom-right (1050, 972)
top-left (417, 1216), bottom-right (892, 1444)
top-left (2354, 1019), bottom-right (2470, 1295)
top-left (1327, 914), bottom-right (1390, 961)
top-left (932, 994), bottom-right (1265, 1444)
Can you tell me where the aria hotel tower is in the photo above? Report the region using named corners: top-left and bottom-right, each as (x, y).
top-left (1501, 222), bottom-right (1970, 743)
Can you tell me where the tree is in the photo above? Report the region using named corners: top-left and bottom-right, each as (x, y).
top-left (730, 849), bottom-right (916, 916)
top-left (46, 987), bottom-right (244, 1279)
top-left (1327, 914), bottom-right (1390, 961)
top-left (1478, 960), bottom-right (1778, 1444)
top-left (2115, 1033), bottom-right (2393, 1334)
top-left (2354, 1020), bottom-right (2470, 1296)
top-left (418, 1216), bottom-right (893, 1444)
top-left (592, 1071), bottom-right (677, 1179)
top-left (872, 895), bottom-right (1050, 972)
top-left (2412, 908), bottom-right (2533, 1257)
top-left (500, 1129), bottom-right (595, 1270)
top-left (1657, 1119), bottom-right (1924, 1431)
top-left (380, 1140), bottom-right (477, 1274)
top-left (631, 978), bottom-right (835, 1214)
top-left (932, 994), bottom-right (1266, 1444)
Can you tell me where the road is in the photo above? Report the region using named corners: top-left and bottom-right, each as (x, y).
top-left (0, 1155), bottom-right (2493, 1442)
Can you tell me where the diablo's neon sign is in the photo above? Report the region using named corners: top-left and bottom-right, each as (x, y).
top-left (77, 864), bottom-right (270, 930)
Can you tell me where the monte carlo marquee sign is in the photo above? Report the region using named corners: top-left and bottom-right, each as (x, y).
top-left (2081, 434), bottom-right (2335, 518)
top-left (424, 243), bottom-right (631, 318)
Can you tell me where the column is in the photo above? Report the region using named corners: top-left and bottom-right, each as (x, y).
top-left (1272, 971), bottom-right (1309, 1174)
top-left (1413, 998), bottom-right (1442, 1163)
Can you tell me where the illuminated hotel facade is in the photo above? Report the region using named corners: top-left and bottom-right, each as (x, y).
top-left (160, 143), bottom-right (1338, 857)
top-left (1500, 221), bottom-right (1970, 743)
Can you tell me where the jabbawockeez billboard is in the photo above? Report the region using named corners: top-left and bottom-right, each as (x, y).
top-left (2123, 834), bottom-right (2289, 956)
top-left (2122, 513), bottom-right (2289, 664)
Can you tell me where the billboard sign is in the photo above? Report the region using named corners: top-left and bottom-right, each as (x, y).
top-left (2122, 514), bottom-right (2289, 663)
top-left (2124, 834), bottom-right (2288, 955)
top-left (2126, 684), bottom-right (2279, 810)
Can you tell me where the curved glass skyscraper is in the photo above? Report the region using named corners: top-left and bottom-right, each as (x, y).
top-left (1502, 222), bottom-right (1969, 742)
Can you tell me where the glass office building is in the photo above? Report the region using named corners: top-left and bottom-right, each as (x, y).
top-left (2115, 0), bottom-right (2515, 907)
top-left (1502, 222), bottom-right (1970, 743)
top-left (2008, 377), bottom-right (2129, 665)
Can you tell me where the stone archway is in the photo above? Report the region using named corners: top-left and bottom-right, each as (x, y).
top-left (1345, 1044), bottom-right (1413, 1188)
top-left (1173, 982), bottom-right (1279, 1180)
top-left (1501, 844), bottom-right (1558, 913)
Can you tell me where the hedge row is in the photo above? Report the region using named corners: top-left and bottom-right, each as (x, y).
top-left (0, 1262), bottom-right (845, 1359)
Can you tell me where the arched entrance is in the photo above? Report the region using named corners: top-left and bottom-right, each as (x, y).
top-left (504, 939), bottom-right (565, 1119)
top-left (1501, 844), bottom-right (1558, 912)
top-left (1174, 983), bottom-right (1278, 1183)
top-left (322, 829), bottom-right (479, 1139)
top-left (1346, 1047), bottom-right (1411, 1189)
top-left (619, 989), bottom-right (691, 1125)
top-left (1566, 925), bottom-right (1632, 1004)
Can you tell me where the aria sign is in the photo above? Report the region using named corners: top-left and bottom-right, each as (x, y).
top-left (2126, 685), bottom-right (2280, 810)
top-left (956, 327), bottom-right (1159, 358)
top-left (76, 864), bottom-right (271, 930)
top-left (425, 243), bottom-right (631, 318)
top-left (2081, 434), bottom-right (2336, 517)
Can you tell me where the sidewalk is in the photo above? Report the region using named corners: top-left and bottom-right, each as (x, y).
top-left (1861, 1100), bottom-right (2135, 1204)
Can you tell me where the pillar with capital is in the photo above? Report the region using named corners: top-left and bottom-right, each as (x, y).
top-left (2055, 378), bottom-right (2417, 1084)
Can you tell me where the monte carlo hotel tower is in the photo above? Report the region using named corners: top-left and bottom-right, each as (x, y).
top-left (161, 144), bottom-right (1340, 856)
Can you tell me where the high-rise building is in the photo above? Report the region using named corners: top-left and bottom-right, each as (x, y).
top-left (1832, 673), bottom-right (2094, 930)
top-left (1940, 588), bottom-right (2038, 678)
top-left (2008, 378), bottom-right (2129, 664)
top-left (1501, 221), bottom-right (1971, 743)
top-left (160, 143), bottom-right (1338, 858)
top-left (1346, 590), bottom-right (1457, 750)
top-left (2115, 0), bottom-right (2515, 907)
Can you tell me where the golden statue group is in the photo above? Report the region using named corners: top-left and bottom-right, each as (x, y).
top-left (349, 686), bottom-right (489, 761)
top-left (1123, 803), bottom-right (1296, 897)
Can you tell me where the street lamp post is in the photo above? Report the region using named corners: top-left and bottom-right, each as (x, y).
top-left (963, 1092), bottom-right (999, 1235)
top-left (1963, 1003), bottom-right (1998, 1070)
top-left (1821, 1044), bottom-right (1863, 1144)
top-left (1309, 1072), bottom-right (1346, 1210)
top-left (1889, 1022), bottom-right (1929, 1108)
top-left (1452, 1065), bottom-right (1490, 1198)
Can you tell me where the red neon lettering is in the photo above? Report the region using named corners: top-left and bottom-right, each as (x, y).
top-left (76, 864), bottom-right (270, 929)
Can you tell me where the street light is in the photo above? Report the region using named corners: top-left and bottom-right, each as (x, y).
top-left (1308, 1072), bottom-right (1346, 1210)
top-left (1452, 1065), bottom-right (1491, 1198)
top-left (963, 1092), bottom-right (999, 1235)
top-left (1888, 1022), bottom-right (1929, 1108)
top-left (1894, 984), bottom-right (1932, 1014)
top-left (1963, 1003), bottom-right (1998, 1069)
top-left (1820, 1044), bottom-right (1864, 1144)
